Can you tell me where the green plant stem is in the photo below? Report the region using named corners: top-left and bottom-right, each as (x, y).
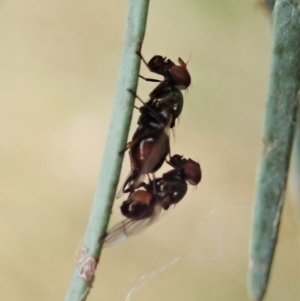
top-left (295, 108), bottom-right (300, 216)
top-left (64, 1), bottom-right (150, 300)
top-left (248, 1), bottom-right (300, 300)
top-left (264, 0), bottom-right (276, 12)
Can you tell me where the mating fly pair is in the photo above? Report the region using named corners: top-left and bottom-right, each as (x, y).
top-left (103, 44), bottom-right (201, 246)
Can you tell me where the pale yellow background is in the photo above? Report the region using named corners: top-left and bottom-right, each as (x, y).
top-left (0, 1), bottom-right (299, 300)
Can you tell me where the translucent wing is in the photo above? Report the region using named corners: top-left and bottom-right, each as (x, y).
top-left (132, 115), bottom-right (172, 189)
top-left (103, 204), bottom-right (164, 247)
top-left (116, 170), bottom-right (133, 199)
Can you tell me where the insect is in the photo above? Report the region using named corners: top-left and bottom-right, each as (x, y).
top-left (103, 155), bottom-right (201, 247)
top-left (120, 45), bottom-right (191, 193)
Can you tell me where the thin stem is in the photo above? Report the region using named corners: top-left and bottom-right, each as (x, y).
top-left (294, 108), bottom-right (300, 216)
top-left (264, 0), bottom-right (276, 12)
top-left (248, 1), bottom-right (300, 300)
top-left (64, 1), bottom-right (150, 300)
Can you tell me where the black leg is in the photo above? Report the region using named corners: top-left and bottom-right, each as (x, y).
top-left (136, 42), bottom-right (151, 71)
top-left (139, 75), bottom-right (161, 83)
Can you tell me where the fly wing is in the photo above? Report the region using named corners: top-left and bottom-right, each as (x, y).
top-left (116, 170), bottom-right (133, 199)
top-left (132, 115), bottom-right (172, 189)
top-left (103, 204), bottom-right (164, 247)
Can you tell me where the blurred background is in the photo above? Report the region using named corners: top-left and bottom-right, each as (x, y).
top-left (0, 0), bottom-right (299, 300)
